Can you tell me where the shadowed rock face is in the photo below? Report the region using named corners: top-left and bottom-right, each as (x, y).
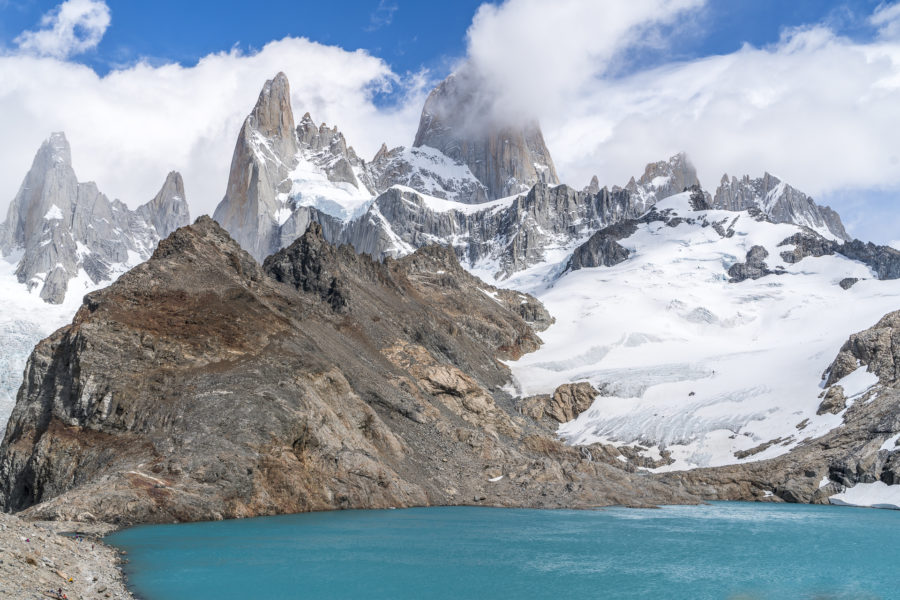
top-left (0, 217), bottom-right (697, 524)
top-left (413, 71), bottom-right (559, 201)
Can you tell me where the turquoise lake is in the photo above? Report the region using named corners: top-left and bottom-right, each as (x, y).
top-left (107, 502), bottom-right (899, 600)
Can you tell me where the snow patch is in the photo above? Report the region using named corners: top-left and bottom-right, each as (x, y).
top-left (43, 205), bottom-right (63, 221)
top-left (830, 481), bottom-right (900, 510)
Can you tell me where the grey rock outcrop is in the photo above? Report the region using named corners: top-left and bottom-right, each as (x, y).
top-left (837, 240), bottom-right (900, 280)
top-left (295, 112), bottom-right (365, 190)
top-left (0, 218), bottom-right (700, 523)
top-left (713, 173), bottom-right (849, 240)
top-left (366, 144), bottom-right (489, 204)
top-left (777, 231), bottom-right (836, 264)
top-left (0, 133), bottom-right (190, 303)
top-left (728, 245), bottom-right (777, 282)
top-left (566, 221), bottom-right (639, 272)
top-left (412, 70), bottom-right (559, 200)
top-left (775, 230), bottom-right (900, 283)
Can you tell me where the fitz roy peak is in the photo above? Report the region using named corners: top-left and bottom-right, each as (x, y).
top-left (412, 69), bottom-right (560, 201)
top-left (212, 72), bottom-right (700, 270)
top-left (0, 133), bottom-right (190, 303)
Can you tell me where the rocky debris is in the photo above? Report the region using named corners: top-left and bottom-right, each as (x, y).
top-left (412, 69), bottom-right (559, 200)
top-left (713, 172), bottom-right (849, 240)
top-left (839, 277), bottom-right (860, 290)
top-left (659, 313), bottom-right (900, 506)
top-left (0, 133), bottom-right (190, 303)
top-left (817, 385), bottom-right (846, 415)
top-left (0, 217), bottom-right (700, 524)
top-left (728, 246), bottom-right (778, 282)
top-left (0, 512), bottom-right (131, 599)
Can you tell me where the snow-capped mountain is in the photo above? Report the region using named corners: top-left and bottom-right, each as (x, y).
top-left (213, 73), bottom-right (696, 270)
top-left (0, 133), bottom-right (190, 303)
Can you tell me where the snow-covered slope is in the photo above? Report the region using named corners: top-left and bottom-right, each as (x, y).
top-left (0, 255), bottom-right (122, 423)
top-left (504, 192), bottom-right (900, 471)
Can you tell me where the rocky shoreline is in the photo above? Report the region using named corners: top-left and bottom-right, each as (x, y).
top-left (0, 511), bottom-right (132, 600)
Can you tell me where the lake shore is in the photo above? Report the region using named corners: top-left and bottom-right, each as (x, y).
top-left (0, 511), bottom-right (133, 600)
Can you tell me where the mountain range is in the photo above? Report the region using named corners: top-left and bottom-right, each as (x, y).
top-left (0, 69), bottom-right (899, 518)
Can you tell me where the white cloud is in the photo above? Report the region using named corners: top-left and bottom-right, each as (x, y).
top-left (0, 38), bottom-right (427, 218)
top-left (872, 2), bottom-right (900, 40)
top-left (463, 0), bottom-right (900, 240)
top-left (14, 0), bottom-right (110, 59)
top-left (465, 0), bottom-right (705, 120)
top-left (542, 25), bottom-right (900, 207)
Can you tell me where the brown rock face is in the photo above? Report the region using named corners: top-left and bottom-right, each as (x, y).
top-left (413, 70), bottom-right (559, 200)
top-left (521, 382), bottom-right (598, 423)
top-left (0, 217), bottom-right (697, 524)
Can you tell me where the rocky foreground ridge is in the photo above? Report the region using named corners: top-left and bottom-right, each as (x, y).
top-left (0, 218), bottom-right (702, 523)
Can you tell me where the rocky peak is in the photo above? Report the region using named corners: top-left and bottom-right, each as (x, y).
top-left (0, 134), bottom-right (190, 303)
top-left (584, 175), bottom-right (600, 195)
top-left (713, 172), bottom-right (849, 240)
top-left (625, 152), bottom-right (701, 206)
top-left (1, 132), bottom-right (78, 252)
top-left (213, 73), bottom-right (303, 261)
top-left (412, 71), bottom-right (559, 201)
top-left (249, 72), bottom-right (297, 162)
top-left (137, 171), bottom-right (190, 239)
top-left (295, 111), bottom-right (364, 191)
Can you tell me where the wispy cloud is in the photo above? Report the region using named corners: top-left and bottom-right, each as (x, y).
top-left (871, 1), bottom-right (900, 39)
top-left (365, 0), bottom-right (398, 32)
top-left (14, 0), bottom-right (110, 59)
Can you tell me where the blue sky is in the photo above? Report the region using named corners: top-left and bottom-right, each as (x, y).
top-left (0, 0), bottom-right (888, 79)
top-left (0, 0), bottom-right (898, 242)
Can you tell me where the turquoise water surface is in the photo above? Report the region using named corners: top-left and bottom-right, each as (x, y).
top-left (107, 503), bottom-right (899, 600)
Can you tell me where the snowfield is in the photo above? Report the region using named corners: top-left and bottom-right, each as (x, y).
top-left (0, 251), bottom-right (137, 428)
top-left (503, 193), bottom-right (900, 471)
